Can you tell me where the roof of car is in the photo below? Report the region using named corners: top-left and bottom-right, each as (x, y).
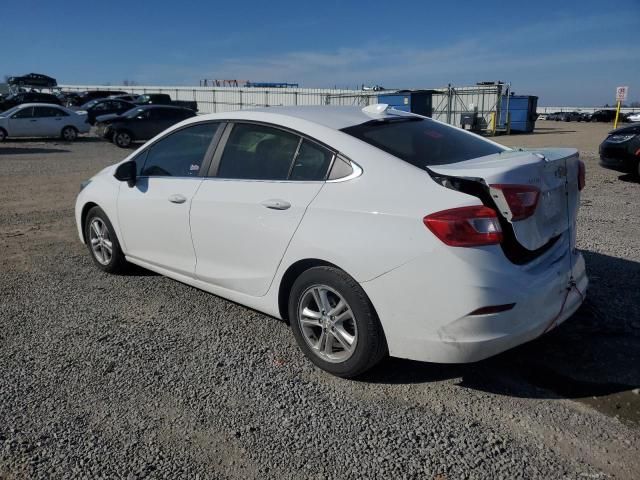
top-left (9, 103), bottom-right (67, 108)
top-left (135, 104), bottom-right (193, 110)
top-left (247, 105), bottom-right (417, 130)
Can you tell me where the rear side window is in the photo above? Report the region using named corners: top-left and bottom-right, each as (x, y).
top-left (33, 106), bottom-right (67, 117)
top-left (217, 123), bottom-right (299, 180)
top-left (141, 123), bottom-right (219, 177)
top-left (342, 118), bottom-right (503, 167)
top-left (290, 140), bottom-right (334, 181)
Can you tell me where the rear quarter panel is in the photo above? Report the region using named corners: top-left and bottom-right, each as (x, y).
top-left (276, 135), bottom-right (483, 284)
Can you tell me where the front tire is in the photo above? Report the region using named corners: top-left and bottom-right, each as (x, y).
top-left (84, 206), bottom-right (128, 273)
top-left (0, 128), bottom-right (6, 142)
top-left (61, 126), bottom-right (78, 141)
top-left (113, 130), bottom-right (133, 148)
top-left (288, 266), bottom-right (387, 378)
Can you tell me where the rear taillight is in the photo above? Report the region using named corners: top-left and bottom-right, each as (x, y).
top-left (578, 160), bottom-right (585, 191)
top-left (490, 184), bottom-right (540, 221)
top-left (423, 206), bottom-right (503, 247)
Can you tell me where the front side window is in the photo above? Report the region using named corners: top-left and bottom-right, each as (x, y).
top-left (11, 107), bottom-right (33, 119)
top-left (217, 123), bottom-right (300, 180)
top-left (140, 123), bottom-right (219, 177)
top-left (342, 118), bottom-right (504, 168)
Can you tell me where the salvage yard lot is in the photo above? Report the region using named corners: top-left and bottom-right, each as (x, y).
top-left (1, 121), bottom-right (639, 478)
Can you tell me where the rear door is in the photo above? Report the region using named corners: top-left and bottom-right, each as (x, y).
top-left (33, 106), bottom-right (68, 136)
top-left (190, 122), bottom-right (334, 296)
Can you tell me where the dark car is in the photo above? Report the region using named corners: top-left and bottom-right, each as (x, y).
top-left (95, 105), bottom-right (196, 148)
top-left (0, 92), bottom-right (62, 111)
top-left (66, 90), bottom-right (129, 106)
top-left (8, 73), bottom-right (57, 88)
top-left (134, 93), bottom-right (198, 112)
top-left (579, 112), bottom-right (592, 122)
top-left (79, 98), bottom-right (136, 125)
top-left (557, 111), bottom-right (583, 122)
top-left (108, 94), bottom-right (140, 103)
top-left (599, 123), bottom-right (640, 178)
top-left (590, 109), bottom-right (623, 123)
top-left (546, 111), bottom-right (563, 121)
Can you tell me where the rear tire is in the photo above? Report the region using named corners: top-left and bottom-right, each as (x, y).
top-left (84, 206), bottom-right (128, 274)
top-left (61, 126), bottom-right (78, 141)
top-left (113, 130), bottom-right (132, 148)
top-left (0, 128), bottom-right (6, 142)
top-left (288, 266), bottom-right (387, 378)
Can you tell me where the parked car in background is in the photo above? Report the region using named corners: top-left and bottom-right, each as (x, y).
top-left (65, 90), bottom-right (128, 106)
top-left (590, 110), bottom-right (620, 123)
top-left (109, 94), bottom-right (140, 103)
top-left (546, 112), bottom-right (563, 121)
top-left (599, 123), bottom-right (640, 178)
top-left (7, 73), bottom-right (57, 88)
top-left (95, 105), bottom-right (196, 147)
top-left (78, 98), bottom-right (135, 125)
top-left (0, 92), bottom-right (62, 111)
top-left (134, 93), bottom-right (198, 112)
top-left (557, 111), bottom-right (583, 122)
top-left (537, 113), bottom-right (548, 120)
top-left (56, 91), bottom-right (82, 105)
top-left (579, 112), bottom-right (592, 122)
top-left (627, 112), bottom-right (640, 123)
top-left (75, 105), bottom-right (587, 377)
top-left (0, 103), bottom-right (89, 141)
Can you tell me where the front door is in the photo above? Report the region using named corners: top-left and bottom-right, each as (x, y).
top-left (8, 106), bottom-right (38, 137)
top-left (190, 123), bottom-right (335, 297)
top-left (117, 122), bottom-right (220, 275)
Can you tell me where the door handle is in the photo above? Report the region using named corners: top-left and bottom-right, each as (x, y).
top-left (261, 199), bottom-right (291, 210)
top-left (168, 194), bottom-right (187, 204)
top-left (30, 119), bottom-right (37, 122)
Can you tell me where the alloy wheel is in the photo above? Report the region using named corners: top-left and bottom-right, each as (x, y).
top-left (297, 285), bottom-right (358, 363)
top-left (62, 127), bottom-right (77, 141)
top-left (89, 218), bottom-right (113, 265)
top-left (115, 132), bottom-right (131, 147)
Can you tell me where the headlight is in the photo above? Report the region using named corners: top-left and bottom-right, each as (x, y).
top-left (607, 134), bottom-right (636, 143)
top-left (79, 180), bottom-right (92, 192)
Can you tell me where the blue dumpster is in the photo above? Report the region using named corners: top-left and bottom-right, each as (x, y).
top-left (500, 95), bottom-right (538, 133)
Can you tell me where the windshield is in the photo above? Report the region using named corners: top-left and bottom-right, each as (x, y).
top-left (0, 106), bottom-right (20, 117)
top-left (341, 118), bottom-right (504, 167)
top-left (81, 100), bottom-right (99, 109)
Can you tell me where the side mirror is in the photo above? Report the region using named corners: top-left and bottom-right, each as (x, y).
top-left (114, 160), bottom-right (137, 188)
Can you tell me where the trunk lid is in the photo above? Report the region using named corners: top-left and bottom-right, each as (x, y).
top-left (429, 148), bottom-right (580, 251)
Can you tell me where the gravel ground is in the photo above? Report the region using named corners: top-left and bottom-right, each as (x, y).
top-left (1, 122), bottom-right (639, 479)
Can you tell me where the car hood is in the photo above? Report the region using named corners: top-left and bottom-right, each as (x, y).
top-left (95, 113), bottom-right (123, 123)
top-left (608, 124), bottom-right (640, 135)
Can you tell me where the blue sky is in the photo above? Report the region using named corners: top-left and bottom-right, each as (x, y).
top-left (2, 0), bottom-right (638, 106)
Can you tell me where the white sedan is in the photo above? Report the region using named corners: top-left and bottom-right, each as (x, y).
top-left (75, 105), bottom-right (588, 377)
top-left (0, 103), bottom-right (90, 141)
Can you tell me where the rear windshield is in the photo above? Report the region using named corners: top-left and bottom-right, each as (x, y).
top-left (342, 118), bottom-right (504, 167)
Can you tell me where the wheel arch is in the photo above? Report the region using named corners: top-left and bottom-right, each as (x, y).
top-left (80, 202), bottom-right (99, 243)
top-left (278, 258), bottom-right (359, 323)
